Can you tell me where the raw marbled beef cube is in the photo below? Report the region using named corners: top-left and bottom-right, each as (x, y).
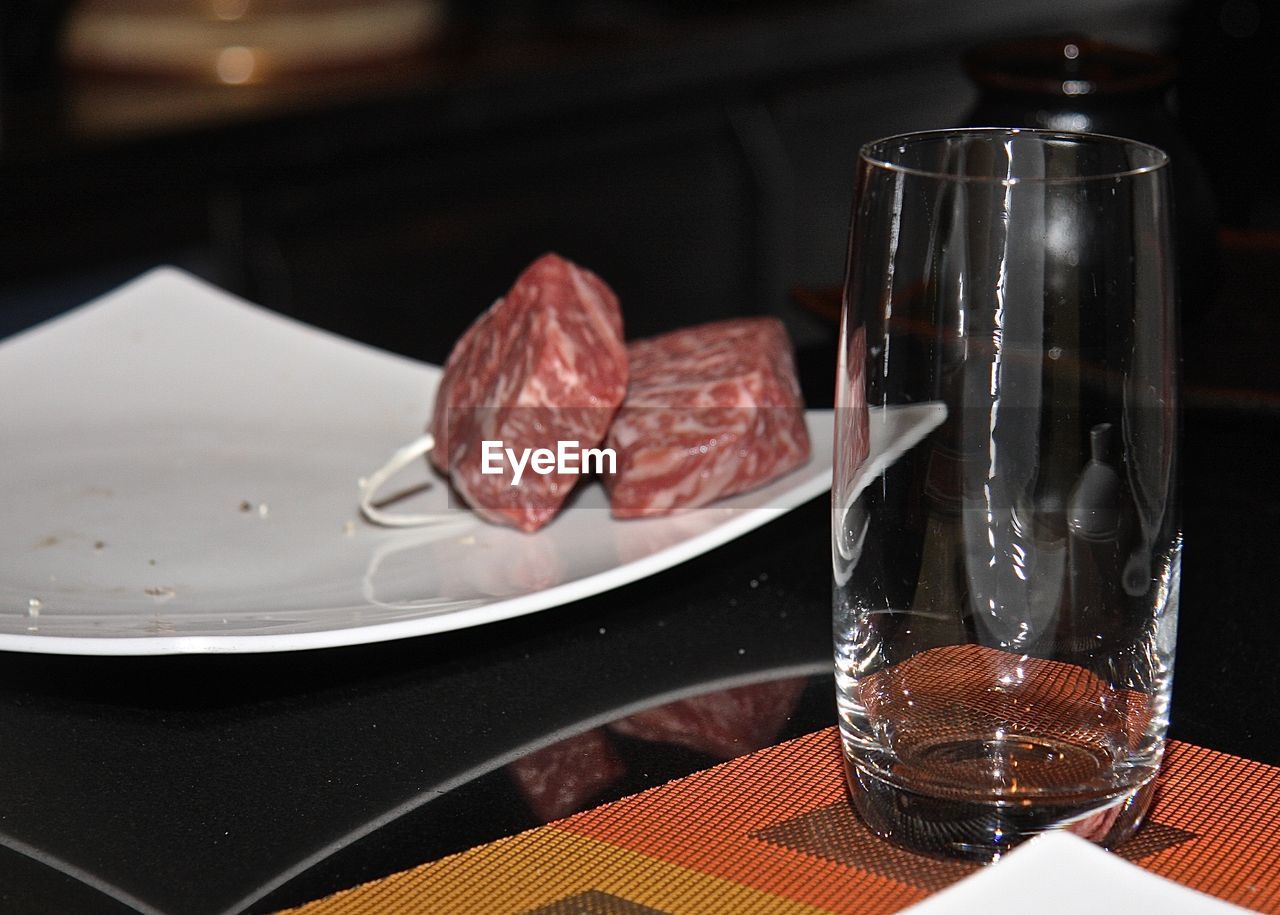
top-left (603, 317), bottom-right (809, 518)
top-left (430, 253), bottom-right (627, 532)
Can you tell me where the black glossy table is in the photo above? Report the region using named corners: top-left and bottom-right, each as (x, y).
top-left (0, 391), bottom-right (1276, 914)
top-left (3, 259), bottom-right (1279, 915)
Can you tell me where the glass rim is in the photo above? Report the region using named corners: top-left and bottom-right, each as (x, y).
top-left (859, 127), bottom-right (1170, 185)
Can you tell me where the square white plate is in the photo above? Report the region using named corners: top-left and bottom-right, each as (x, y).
top-left (902, 832), bottom-right (1250, 914)
top-left (0, 268), bottom-right (934, 655)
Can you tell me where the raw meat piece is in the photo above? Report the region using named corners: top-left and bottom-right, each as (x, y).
top-left (608, 677), bottom-right (808, 759)
top-left (603, 317), bottom-right (810, 517)
top-left (430, 253), bottom-right (627, 532)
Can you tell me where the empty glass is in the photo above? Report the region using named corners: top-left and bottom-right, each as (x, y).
top-left (833, 129), bottom-right (1180, 859)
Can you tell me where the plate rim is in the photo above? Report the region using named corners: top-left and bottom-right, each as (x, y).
top-left (0, 463), bottom-right (832, 656)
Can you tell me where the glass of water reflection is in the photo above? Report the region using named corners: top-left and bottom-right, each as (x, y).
top-left (833, 128), bottom-right (1180, 860)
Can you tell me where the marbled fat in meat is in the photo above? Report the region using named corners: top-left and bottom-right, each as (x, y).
top-left (603, 317), bottom-right (809, 517)
top-left (430, 253), bottom-right (627, 532)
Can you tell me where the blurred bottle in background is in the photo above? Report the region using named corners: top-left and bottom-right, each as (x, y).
top-left (963, 34), bottom-right (1218, 323)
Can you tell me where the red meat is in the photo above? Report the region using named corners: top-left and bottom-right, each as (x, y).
top-left (430, 254), bottom-right (627, 532)
top-left (603, 317), bottom-right (810, 518)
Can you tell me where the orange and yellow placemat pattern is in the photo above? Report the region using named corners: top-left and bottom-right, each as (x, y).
top-left (284, 729), bottom-right (1280, 914)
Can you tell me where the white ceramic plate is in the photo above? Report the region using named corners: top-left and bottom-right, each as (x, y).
top-left (0, 269), bottom-right (933, 655)
top-left (902, 831), bottom-right (1249, 914)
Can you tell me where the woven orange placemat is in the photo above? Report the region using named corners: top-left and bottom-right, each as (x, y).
top-left (284, 729), bottom-right (1280, 914)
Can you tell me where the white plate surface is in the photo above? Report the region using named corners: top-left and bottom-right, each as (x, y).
top-left (902, 832), bottom-right (1249, 914)
top-left (0, 269), bottom-right (926, 655)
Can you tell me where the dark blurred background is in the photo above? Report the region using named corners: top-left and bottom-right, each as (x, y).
top-left (3, 0), bottom-right (1273, 363)
top-left (1, 8), bottom-right (1279, 910)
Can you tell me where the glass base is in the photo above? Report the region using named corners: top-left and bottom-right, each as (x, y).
top-left (843, 750), bottom-right (1157, 862)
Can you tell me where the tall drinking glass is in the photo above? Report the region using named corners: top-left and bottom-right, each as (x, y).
top-left (833, 129), bottom-right (1179, 859)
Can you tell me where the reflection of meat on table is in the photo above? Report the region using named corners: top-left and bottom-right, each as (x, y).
top-left (508, 728), bottom-right (626, 823)
top-left (609, 677), bottom-right (808, 760)
top-left (506, 678), bottom-right (808, 822)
